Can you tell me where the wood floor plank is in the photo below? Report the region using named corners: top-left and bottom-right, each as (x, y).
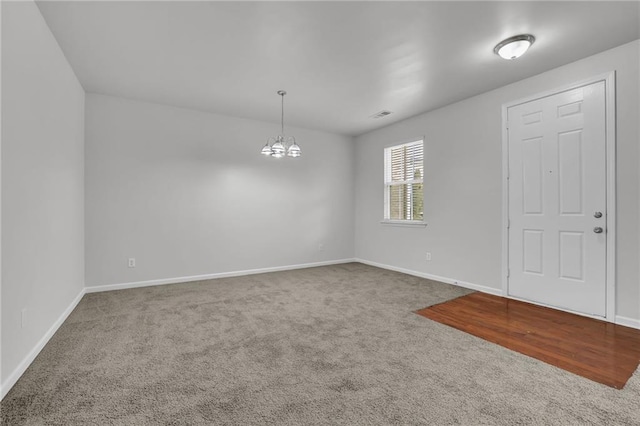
top-left (415, 292), bottom-right (640, 389)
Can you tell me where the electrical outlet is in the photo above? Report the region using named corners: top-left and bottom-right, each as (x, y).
top-left (21, 308), bottom-right (27, 328)
top-left (128, 258), bottom-right (136, 268)
top-left (318, 243), bottom-right (324, 251)
top-left (426, 252), bottom-right (432, 261)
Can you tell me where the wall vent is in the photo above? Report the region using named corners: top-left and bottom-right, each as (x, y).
top-left (369, 110), bottom-right (393, 119)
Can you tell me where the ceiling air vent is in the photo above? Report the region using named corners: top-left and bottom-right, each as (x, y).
top-left (370, 110), bottom-right (393, 119)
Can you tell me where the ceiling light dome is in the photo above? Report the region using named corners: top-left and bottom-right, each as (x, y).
top-left (494, 34), bottom-right (535, 60)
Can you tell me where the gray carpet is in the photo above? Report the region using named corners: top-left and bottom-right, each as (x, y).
top-left (1, 263), bottom-right (639, 425)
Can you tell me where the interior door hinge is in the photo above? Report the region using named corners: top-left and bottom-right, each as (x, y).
top-left (507, 219), bottom-right (510, 229)
top-left (507, 268), bottom-right (510, 278)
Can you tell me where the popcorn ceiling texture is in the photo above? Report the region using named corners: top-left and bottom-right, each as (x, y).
top-left (2, 263), bottom-right (639, 425)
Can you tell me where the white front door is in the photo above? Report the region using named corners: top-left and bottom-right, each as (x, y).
top-left (507, 81), bottom-right (607, 317)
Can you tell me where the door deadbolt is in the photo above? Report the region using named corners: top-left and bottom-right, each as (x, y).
top-left (594, 211), bottom-right (603, 218)
top-left (594, 227), bottom-right (604, 234)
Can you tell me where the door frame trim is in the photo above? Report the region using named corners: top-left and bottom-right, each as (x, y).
top-left (501, 72), bottom-right (616, 322)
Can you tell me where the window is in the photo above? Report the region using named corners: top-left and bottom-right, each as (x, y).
top-left (384, 139), bottom-right (424, 223)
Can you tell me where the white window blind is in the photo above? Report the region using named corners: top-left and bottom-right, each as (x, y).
top-left (384, 140), bottom-right (424, 222)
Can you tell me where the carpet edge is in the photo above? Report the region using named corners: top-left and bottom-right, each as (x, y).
top-left (354, 258), bottom-right (502, 296)
top-left (84, 258), bottom-right (358, 293)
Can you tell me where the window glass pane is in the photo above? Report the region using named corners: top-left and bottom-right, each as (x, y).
top-left (384, 139), bottom-right (424, 221)
top-left (412, 182), bottom-right (424, 220)
top-left (389, 184), bottom-right (407, 220)
top-left (390, 146), bottom-right (406, 182)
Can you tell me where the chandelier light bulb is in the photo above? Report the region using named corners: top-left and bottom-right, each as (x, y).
top-left (271, 136), bottom-right (286, 158)
top-left (261, 140), bottom-right (273, 156)
top-left (287, 139), bottom-right (301, 158)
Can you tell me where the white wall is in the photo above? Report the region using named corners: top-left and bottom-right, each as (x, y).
top-left (355, 40), bottom-right (640, 322)
top-left (85, 94), bottom-right (354, 288)
top-left (1, 0), bottom-right (85, 390)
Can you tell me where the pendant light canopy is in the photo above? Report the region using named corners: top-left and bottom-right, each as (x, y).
top-left (261, 90), bottom-right (301, 158)
top-left (494, 34), bottom-right (535, 60)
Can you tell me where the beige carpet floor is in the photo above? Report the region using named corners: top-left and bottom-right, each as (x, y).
top-left (1, 263), bottom-right (639, 425)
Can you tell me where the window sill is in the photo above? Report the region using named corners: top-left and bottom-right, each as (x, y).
top-left (380, 220), bottom-right (428, 228)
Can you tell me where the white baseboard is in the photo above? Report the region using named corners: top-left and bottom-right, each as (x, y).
top-left (615, 315), bottom-right (640, 330)
top-left (1, 287), bottom-right (86, 400)
top-left (354, 258), bottom-right (503, 296)
top-left (85, 258), bottom-right (357, 293)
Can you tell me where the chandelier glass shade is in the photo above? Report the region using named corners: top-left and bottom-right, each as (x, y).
top-left (261, 90), bottom-right (301, 158)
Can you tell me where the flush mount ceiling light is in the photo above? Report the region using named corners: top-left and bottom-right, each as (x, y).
top-left (260, 90), bottom-right (301, 158)
top-left (494, 34), bottom-right (535, 60)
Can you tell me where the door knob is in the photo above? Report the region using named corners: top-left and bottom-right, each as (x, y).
top-left (594, 211), bottom-right (603, 218)
top-left (594, 227), bottom-right (604, 234)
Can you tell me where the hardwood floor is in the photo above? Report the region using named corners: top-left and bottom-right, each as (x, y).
top-left (415, 292), bottom-right (640, 389)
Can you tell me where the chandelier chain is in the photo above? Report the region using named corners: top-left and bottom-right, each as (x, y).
top-left (281, 93), bottom-right (284, 135)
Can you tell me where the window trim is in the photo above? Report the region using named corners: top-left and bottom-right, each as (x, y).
top-left (380, 219), bottom-right (427, 228)
top-left (383, 137), bottom-right (426, 226)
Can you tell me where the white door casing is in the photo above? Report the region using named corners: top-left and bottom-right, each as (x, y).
top-left (503, 74), bottom-right (615, 319)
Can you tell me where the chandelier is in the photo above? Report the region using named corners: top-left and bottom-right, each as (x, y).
top-left (260, 90), bottom-right (301, 158)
